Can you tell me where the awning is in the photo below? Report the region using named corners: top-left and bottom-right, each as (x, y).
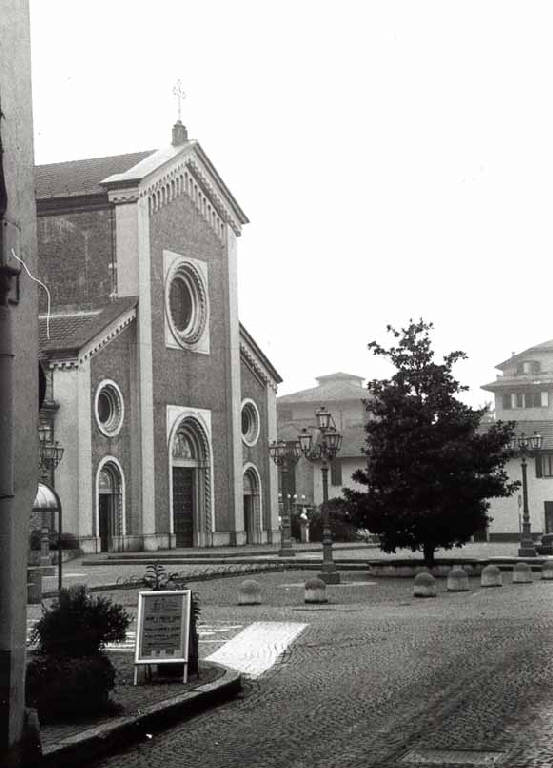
top-left (33, 482), bottom-right (60, 511)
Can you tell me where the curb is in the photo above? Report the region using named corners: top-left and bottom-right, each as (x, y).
top-left (44, 561), bottom-right (368, 597)
top-left (38, 662), bottom-right (241, 767)
top-left (83, 543), bottom-right (374, 563)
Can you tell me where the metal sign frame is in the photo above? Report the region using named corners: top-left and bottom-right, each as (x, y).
top-left (134, 590), bottom-right (191, 684)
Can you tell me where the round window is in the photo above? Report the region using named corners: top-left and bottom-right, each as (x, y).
top-left (241, 400), bottom-right (260, 446)
top-left (95, 381), bottom-right (124, 436)
top-left (169, 276), bottom-right (194, 332)
top-left (165, 260), bottom-right (208, 347)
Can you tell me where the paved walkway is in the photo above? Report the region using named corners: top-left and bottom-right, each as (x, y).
top-left (40, 541), bottom-right (525, 595)
top-left (82, 567), bottom-right (553, 768)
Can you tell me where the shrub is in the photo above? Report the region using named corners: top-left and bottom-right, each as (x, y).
top-left (308, 497), bottom-right (359, 542)
top-left (26, 653), bottom-right (115, 722)
top-left (29, 530), bottom-right (80, 551)
top-left (142, 562), bottom-right (180, 590)
top-left (30, 585), bottom-right (130, 657)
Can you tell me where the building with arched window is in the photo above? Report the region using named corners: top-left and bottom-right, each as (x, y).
top-left (36, 121), bottom-right (281, 552)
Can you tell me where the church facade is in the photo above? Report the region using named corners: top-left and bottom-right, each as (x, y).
top-left (36, 121), bottom-right (281, 552)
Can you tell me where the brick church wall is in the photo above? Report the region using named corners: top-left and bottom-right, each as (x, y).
top-left (36, 205), bottom-right (115, 310)
top-left (89, 322), bottom-right (136, 534)
top-left (240, 359), bottom-right (272, 530)
top-left (148, 192), bottom-right (233, 536)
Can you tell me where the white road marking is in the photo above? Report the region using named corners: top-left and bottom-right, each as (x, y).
top-left (205, 621), bottom-right (308, 678)
top-left (27, 619), bottom-right (245, 655)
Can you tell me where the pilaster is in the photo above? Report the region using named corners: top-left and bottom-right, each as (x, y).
top-left (137, 195), bottom-right (156, 536)
top-left (77, 357), bottom-right (93, 537)
top-left (226, 225), bottom-right (244, 535)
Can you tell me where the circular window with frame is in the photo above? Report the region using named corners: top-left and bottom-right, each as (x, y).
top-left (95, 380), bottom-right (124, 437)
top-left (165, 260), bottom-right (208, 348)
top-left (241, 399), bottom-right (260, 446)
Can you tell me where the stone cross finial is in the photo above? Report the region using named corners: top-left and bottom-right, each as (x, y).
top-left (173, 80), bottom-right (186, 122)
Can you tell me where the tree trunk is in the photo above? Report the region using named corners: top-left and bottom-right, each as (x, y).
top-left (423, 542), bottom-right (435, 568)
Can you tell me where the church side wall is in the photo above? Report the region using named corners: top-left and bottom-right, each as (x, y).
top-left (36, 205), bottom-right (115, 310)
top-left (240, 358), bottom-right (272, 534)
top-left (52, 367), bottom-right (79, 535)
top-left (148, 193), bottom-right (233, 538)
top-left (89, 323), bottom-right (136, 544)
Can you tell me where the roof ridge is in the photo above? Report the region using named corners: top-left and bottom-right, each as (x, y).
top-left (35, 149), bottom-right (156, 169)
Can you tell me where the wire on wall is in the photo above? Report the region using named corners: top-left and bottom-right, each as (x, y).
top-left (10, 248), bottom-right (52, 338)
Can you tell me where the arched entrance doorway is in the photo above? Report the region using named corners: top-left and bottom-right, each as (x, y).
top-left (243, 466), bottom-right (260, 544)
top-left (171, 419), bottom-right (211, 548)
top-left (97, 461), bottom-right (123, 552)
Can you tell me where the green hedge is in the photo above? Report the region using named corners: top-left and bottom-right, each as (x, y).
top-left (26, 653), bottom-right (115, 722)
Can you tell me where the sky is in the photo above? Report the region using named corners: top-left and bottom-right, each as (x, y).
top-left (28, 0), bottom-right (553, 407)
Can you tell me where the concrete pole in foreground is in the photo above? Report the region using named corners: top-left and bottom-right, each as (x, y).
top-left (0, 2), bottom-right (40, 764)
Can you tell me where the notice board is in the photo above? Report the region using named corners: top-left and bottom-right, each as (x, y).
top-left (135, 590), bottom-right (191, 667)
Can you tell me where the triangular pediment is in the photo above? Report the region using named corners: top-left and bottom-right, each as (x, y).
top-left (101, 139), bottom-right (248, 236)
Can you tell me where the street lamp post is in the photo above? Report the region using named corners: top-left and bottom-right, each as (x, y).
top-left (512, 431), bottom-right (542, 558)
top-left (298, 406), bottom-right (343, 584)
top-left (38, 425), bottom-right (64, 591)
top-left (269, 439), bottom-right (301, 557)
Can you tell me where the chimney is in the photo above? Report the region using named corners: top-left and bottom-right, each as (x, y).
top-left (172, 120), bottom-right (188, 146)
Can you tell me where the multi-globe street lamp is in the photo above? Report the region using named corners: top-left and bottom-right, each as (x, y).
top-left (511, 431), bottom-right (542, 558)
top-left (38, 425), bottom-right (64, 485)
top-left (38, 424), bottom-right (64, 591)
top-left (298, 406), bottom-right (343, 584)
top-left (269, 439), bottom-right (302, 556)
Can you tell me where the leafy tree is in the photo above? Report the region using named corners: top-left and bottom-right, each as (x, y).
top-left (344, 320), bottom-right (519, 566)
top-left (307, 497), bottom-right (358, 542)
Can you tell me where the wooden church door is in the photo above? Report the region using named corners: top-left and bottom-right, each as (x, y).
top-left (173, 467), bottom-right (195, 547)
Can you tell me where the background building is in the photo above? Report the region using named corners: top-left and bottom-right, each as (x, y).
top-left (36, 121), bottom-right (281, 552)
top-left (482, 339), bottom-right (553, 541)
top-left (277, 373), bottom-right (368, 508)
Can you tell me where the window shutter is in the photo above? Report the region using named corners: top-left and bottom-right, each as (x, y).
top-left (536, 455), bottom-right (543, 478)
top-left (542, 392), bottom-right (549, 407)
top-left (545, 501), bottom-right (553, 533)
top-left (331, 460), bottom-right (342, 486)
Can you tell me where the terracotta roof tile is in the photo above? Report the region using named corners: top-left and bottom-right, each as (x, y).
top-left (278, 373), bottom-right (368, 405)
top-left (35, 151), bottom-right (155, 199)
top-left (39, 296), bottom-right (137, 357)
top-left (479, 419), bottom-right (553, 451)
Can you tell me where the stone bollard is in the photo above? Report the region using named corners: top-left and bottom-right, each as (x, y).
top-left (481, 564), bottom-right (502, 588)
top-left (238, 579), bottom-right (261, 605)
top-left (541, 560), bottom-right (553, 580)
top-left (304, 577), bottom-right (327, 604)
top-left (447, 566), bottom-right (469, 592)
top-left (413, 571), bottom-right (436, 598)
top-left (513, 562), bottom-right (533, 584)
top-left (27, 567), bottom-right (42, 605)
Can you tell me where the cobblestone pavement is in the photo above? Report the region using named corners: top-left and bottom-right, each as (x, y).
top-left (38, 542), bottom-right (525, 595)
top-left (81, 569), bottom-right (553, 768)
